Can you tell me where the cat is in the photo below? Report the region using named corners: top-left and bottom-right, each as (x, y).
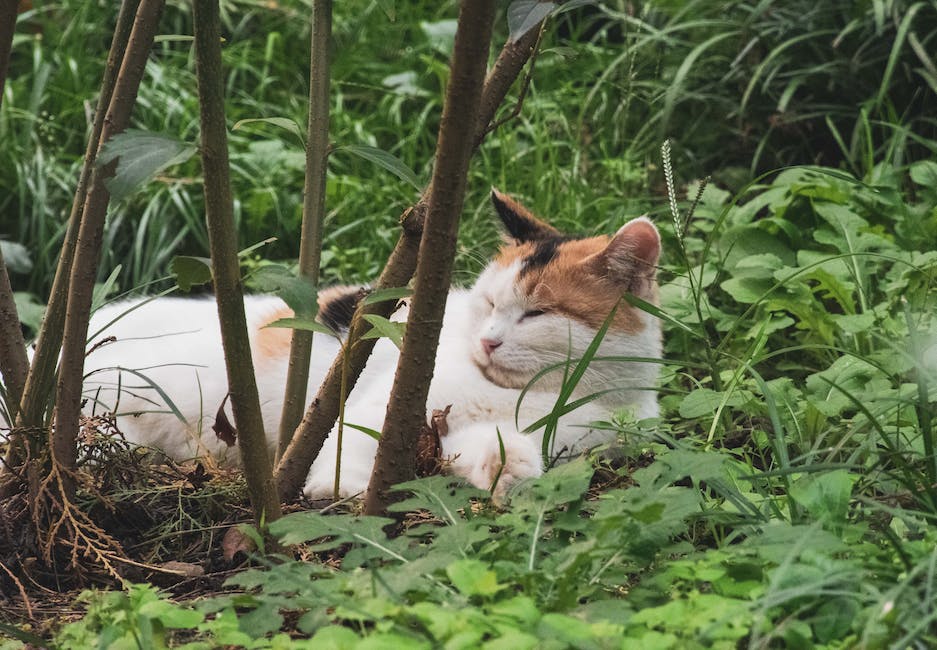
top-left (79, 189), bottom-right (662, 498)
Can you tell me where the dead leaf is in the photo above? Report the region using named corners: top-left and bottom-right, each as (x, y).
top-left (158, 561), bottom-right (205, 577)
top-left (415, 405), bottom-right (450, 477)
top-left (182, 462), bottom-right (210, 489)
top-left (431, 405), bottom-right (451, 438)
top-left (222, 525), bottom-right (256, 563)
top-left (213, 394), bottom-right (237, 447)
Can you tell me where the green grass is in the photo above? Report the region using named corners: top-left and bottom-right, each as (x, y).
top-left (2, 0), bottom-right (937, 647)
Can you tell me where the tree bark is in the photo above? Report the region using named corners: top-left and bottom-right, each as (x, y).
top-left (276, 0), bottom-right (332, 461)
top-left (0, 0), bottom-right (29, 421)
top-left (0, 0), bottom-right (16, 104)
top-left (274, 16), bottom-right (545, 502)
top-left (363, 0), bottom-right (496, 515)
top-left (51, 0), bottom-right (164, 500)
top-left (0, 250), bottom-right (28, 423)
top-left (12, 0), bottom-right (139, 434)
top-left (193, 0), bottom-right (281, 527)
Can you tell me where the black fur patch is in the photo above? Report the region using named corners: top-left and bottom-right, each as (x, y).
top-left (491, 189), bottom-right (559, 242)
top-left (318, 286), bottom-right (369, 332)
top-left (520, 236), bottom-right (573, 274)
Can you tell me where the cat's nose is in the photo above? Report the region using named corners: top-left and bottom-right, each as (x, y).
top-left (481, 338), bottom-right (502, 357)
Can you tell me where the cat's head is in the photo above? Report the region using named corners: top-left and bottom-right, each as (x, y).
top-left (468, 189), bottom-right (661, 391)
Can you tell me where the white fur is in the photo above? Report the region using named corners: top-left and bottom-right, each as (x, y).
top-left (81, 258), bottom-right (661, 499)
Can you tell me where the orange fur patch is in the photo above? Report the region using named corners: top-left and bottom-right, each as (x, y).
top-left (252, 304), bottom-right (295, 364)
top-left (252, 285), bottom-right (363, 364)
top-left (515, 236), bottom-right (656, 333)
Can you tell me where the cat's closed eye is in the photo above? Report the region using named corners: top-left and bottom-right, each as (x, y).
top-left (520, 309), bottom-right (545, 321)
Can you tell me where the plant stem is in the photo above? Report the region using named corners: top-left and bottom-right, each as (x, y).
top-left (0, 249), bottom-right (27, 422)
top-left (276, 0), bottom-right (332, 462)
top-left (192, 0), bottom-right (281, 527)
top-left (0, 0), bottom-right (16, 104)
top-left (364, 0), bottom-right (496, 515)
top-left (0, 0), bottom-right (29, 422)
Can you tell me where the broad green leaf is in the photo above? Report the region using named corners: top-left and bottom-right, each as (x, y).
top-left (516, 457), bottom-right (593, 510)
top-left (446, 559), bottom-right (503, 597)
top-left (719, 276), bottom-right (773, 304)
top-left (0, 240), bottom-right (32, 274)
top-left (813, 597), bottom-right (860, 643)
top-left (799, 267), bottom-right (856, 313)
top-left (138, 600), bottom-right (204, 629)
top-left (507, 1), bottom-right (556, 42)
top-left (360, 314), bottom-right (405, 348)
top-left (171, 255), bottom-right (212, 292)
top-left (678, 387), bottom-right (754, 419)
top-left (656, 449), bottom-right (726, 483)
top-left (334, 144), bottom-right (422, 190)
top-left (310, 626), bottom-right (361, 647)
top-left (733, 253), bottom-right (784, 279)
top-left (13, 292), bottom-right (45, 333)
top-left (389, 476), bottom-right (487, 525)
top-left (232, 116), bottom-right (305, 147)
top-left (910, 160), bottom-right (937, 188)
top-left (813, 202), bottom-right (868, 235)
top-left (97, 130), bottom-right (197, 201)
top-left (790, 469), bottom-right (856, 524)
top-left (362, 286), bottom-right (412, 305)
top-left (264, 316), bottom-right (336, 337)
top-left (248, 265), bottom-right (317, 318)
top-left (721, 225), bottom-right (796, 269)
top-left (268, 513), bottom-right (406, 567)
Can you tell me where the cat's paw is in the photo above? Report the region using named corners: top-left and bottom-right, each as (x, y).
top-left (302, 462), bottom-right (370, 501)
top-left (485, 435), bottom-right (543, 501)
top-left (445, 424), bottom-right (543, 500)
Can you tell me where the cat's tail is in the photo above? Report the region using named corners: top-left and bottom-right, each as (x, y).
top-left (317, 285), bottom-right (371, 334)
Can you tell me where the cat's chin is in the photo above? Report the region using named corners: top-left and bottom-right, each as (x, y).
top-left (473, 358), bottom-right (530, 389)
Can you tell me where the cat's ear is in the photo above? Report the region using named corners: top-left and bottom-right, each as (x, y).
top-left (491, 187), bottom-right (561, 243)
top-left (585, 216), bottom-right (660, 293)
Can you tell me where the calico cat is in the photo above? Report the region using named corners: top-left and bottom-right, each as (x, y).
top-left (81, 189), bottom-right (662, 498)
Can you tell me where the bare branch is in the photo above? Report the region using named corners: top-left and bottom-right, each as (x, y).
top-left (276, 0), bottom-right (332, 461)
top-left (364, 0), bottom-right (496, 515)
top-left (193, 0), bottom-right (281, 526)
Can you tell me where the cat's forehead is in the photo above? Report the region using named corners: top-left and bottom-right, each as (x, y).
top-left (493, 235), bottom-right (648, 334)
top-left (494, 235), bottom-right (609, 272)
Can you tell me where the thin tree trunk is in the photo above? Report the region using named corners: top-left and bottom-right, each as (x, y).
top-left (12, 0), bottom-right (139, 435)
top-left (276, 0), bottom-right (332, 461)
top-left (274, 18), bottom-right (544, 501)
top-left (0, 0), bottom-right (16, 102)
top-left (364, 0), bottom-right (495, 515)
top-left (0, 0), bottom-right (29, 421)
top-left (0, 250), bottom-right (28, 422)
top-left (193, 0), bottom-right (281, 527)
top-left (52, 0), bottom-right (164, 499)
